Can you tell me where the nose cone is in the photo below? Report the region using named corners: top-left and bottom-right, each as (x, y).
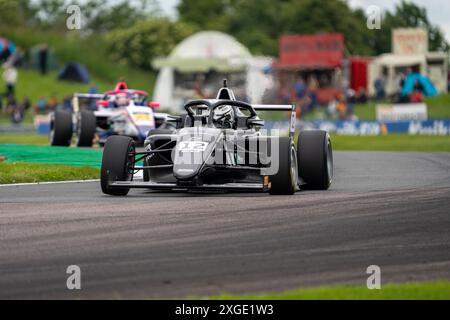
top-left (173, 127), bottom-right (221, 180)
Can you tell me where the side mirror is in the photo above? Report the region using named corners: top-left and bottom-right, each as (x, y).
top-left (247, 118), bottom-right (265, 127)
top-left (96, 100), bottom-right (109, 107)
top-left (148, 101), bottom-right (160, 108)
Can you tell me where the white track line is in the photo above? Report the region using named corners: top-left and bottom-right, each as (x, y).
top-left (0, 179), bottom-right (100, 187)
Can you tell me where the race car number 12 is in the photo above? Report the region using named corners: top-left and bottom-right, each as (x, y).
top-left (179, 141), bottom-right (208, 152)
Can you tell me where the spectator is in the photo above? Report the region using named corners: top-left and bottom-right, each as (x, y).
top-left (355, 87), bottom-right (368, 104)
top-left (374, 76), bottom-right (385, 101)
top-left (34, 97), bottom-right (48, 115)
top-left (6, 95), bottom-right (23, 124)
top-left (20, 97), bottom-right (31, 112)
top-left (61, 95), bottom-right (72, 111)
top-left (278, 81), bottom-right (291, 104)
top-left (346, 88), bottom-right (356, 115)
top-left (38, 44), bottom-right (49, 75)
top-left (89, 84), bottom-right (98, 94)
top-left (307, 75), bottom-right (319, 111)
top-left (48, 95), bottom-right (58, 111)
top-left (410, 80), bottom-right (424, 103)
top-left (336, 93), bottom-right (347, 120)
top-left (2, 65), bottom-right (17, 98)
top-left (294, 76), bottom-right (306, 100)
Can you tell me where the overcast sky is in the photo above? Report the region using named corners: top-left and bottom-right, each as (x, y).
top-left (159, 0), bottom-right (450, 43)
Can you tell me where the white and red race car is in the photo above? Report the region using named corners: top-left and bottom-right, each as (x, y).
top-left (50, 82), bottom-right (171, 147)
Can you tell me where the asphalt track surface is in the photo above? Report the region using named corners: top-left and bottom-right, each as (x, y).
top-left (1, 151), bottom-right (450, 299)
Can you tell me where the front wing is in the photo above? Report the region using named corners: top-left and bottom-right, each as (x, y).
top-left (109, 181), bottom-right (269, 193)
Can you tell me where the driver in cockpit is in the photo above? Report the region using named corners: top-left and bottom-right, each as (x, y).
top-left (114, 92), bottom-right (130, 108)
top-left (212, 105), bottom-right (235, 129)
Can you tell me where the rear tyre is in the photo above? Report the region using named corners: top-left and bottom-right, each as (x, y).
top-left (297, 130), bottom-right (333, 190)
top-left (75, 110), bottom-right (96, 147)
top-left (101, 136), bottom-right (134, 196)
top-left (269, 137), bottom-right (298, 195)
top-left (50, 110), bottom-right (72, 146)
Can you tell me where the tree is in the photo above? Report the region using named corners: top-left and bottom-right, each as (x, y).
top-left (105, 18), bottom-right (195, 70)
top-left (177, 0), bottom-right (374, 56)
top-left (372, 1), bottom-right (449, 54)
top-left (177, 0), bottom-right (234, 31)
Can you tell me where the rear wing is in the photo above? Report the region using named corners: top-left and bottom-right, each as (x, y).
top-left (72, 93), bottom-right (104, 112)
top-left (253, 104), bottom-right (297, 137)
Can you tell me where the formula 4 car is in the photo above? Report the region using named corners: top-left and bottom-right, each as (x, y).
top-left (50, 82), bottom-right (170, 147)
top-left (100, 80), bottom-right (333, 196)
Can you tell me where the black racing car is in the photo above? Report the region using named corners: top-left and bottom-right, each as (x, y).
top-left (100, 81), bottom-right (333, 196)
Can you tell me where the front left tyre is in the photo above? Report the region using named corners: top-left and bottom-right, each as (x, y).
top-left (50, 110), bottom-right (73, 147)
top-left (101, 135), bottom-right (135, 196)
top-left (269, 137), bottom-right (298, 195)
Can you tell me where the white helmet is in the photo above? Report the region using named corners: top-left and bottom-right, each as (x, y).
top-left (116, 92), bottom-right (129, 107)
top-left (213, 105), bottom-right (235, 128)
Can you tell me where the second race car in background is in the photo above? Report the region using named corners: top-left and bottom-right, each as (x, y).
top-left (49, 82), bottom-right (171, 147)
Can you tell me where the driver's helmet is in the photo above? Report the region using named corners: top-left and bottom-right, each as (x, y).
top-left (213, 105), bottom-right (235, 128)
top-left (116, 92), bottom-right (129, 107)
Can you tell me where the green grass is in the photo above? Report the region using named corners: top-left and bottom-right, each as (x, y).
top-left (0, 162), bottom-right (99, 184)
top-left (14, 69), bottom-right (114, 103)
top-left (0, 134), bottom-right (48, 145)
top-left (204, 281), bottom-right (450, 300)
top-left (331, 134), bottom-right (450, 152)
top-left (3, 28), bottom-right (155, 90)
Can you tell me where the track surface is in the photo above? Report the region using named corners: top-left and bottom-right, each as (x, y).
top-left (1, 151), bottom-right (450, 299)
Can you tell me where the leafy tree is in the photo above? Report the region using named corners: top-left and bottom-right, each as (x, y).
top-left (372, 1), bottom-right (449, 53)
top-left (279, 0), bottom-right (373, 55)
top-left (177, 0), bottom-right (448, 56)
top-left (0, 0), bottom-right (34, 28)
top-left (104, 18), bottom-right (194, 70)
top-left (177, 0), bottom-right (234, 31)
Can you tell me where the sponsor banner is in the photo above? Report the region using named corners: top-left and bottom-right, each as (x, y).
top-left (376, 103), bottom-right (428, 122)
top-left (296, 120), bottom-right (450, 135)
top-left (392, 28), bottom-right (428, 55)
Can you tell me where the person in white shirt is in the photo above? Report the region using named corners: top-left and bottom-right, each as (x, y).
top-left (2, 65), bottom-right (18, 97)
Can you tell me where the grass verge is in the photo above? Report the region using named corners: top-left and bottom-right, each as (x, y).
top-left (0, 162), bottom-right (99, 184)
top-left (204, 281), bottom-right (450, 300)
top-left (331, 134), bottom-right (450, 152)
top-left (0, 134), bottom-right (49, 145)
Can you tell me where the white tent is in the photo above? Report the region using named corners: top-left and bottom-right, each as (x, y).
top-left (153, 31), bottom-right (273, 111)
top-left (153, 31), bottom-right (252, 72)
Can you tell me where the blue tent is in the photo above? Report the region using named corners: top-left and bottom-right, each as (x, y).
top-left (401, 72), bottom-right (438, 97)
top-left (58, 63), bottom-right (90, 83)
